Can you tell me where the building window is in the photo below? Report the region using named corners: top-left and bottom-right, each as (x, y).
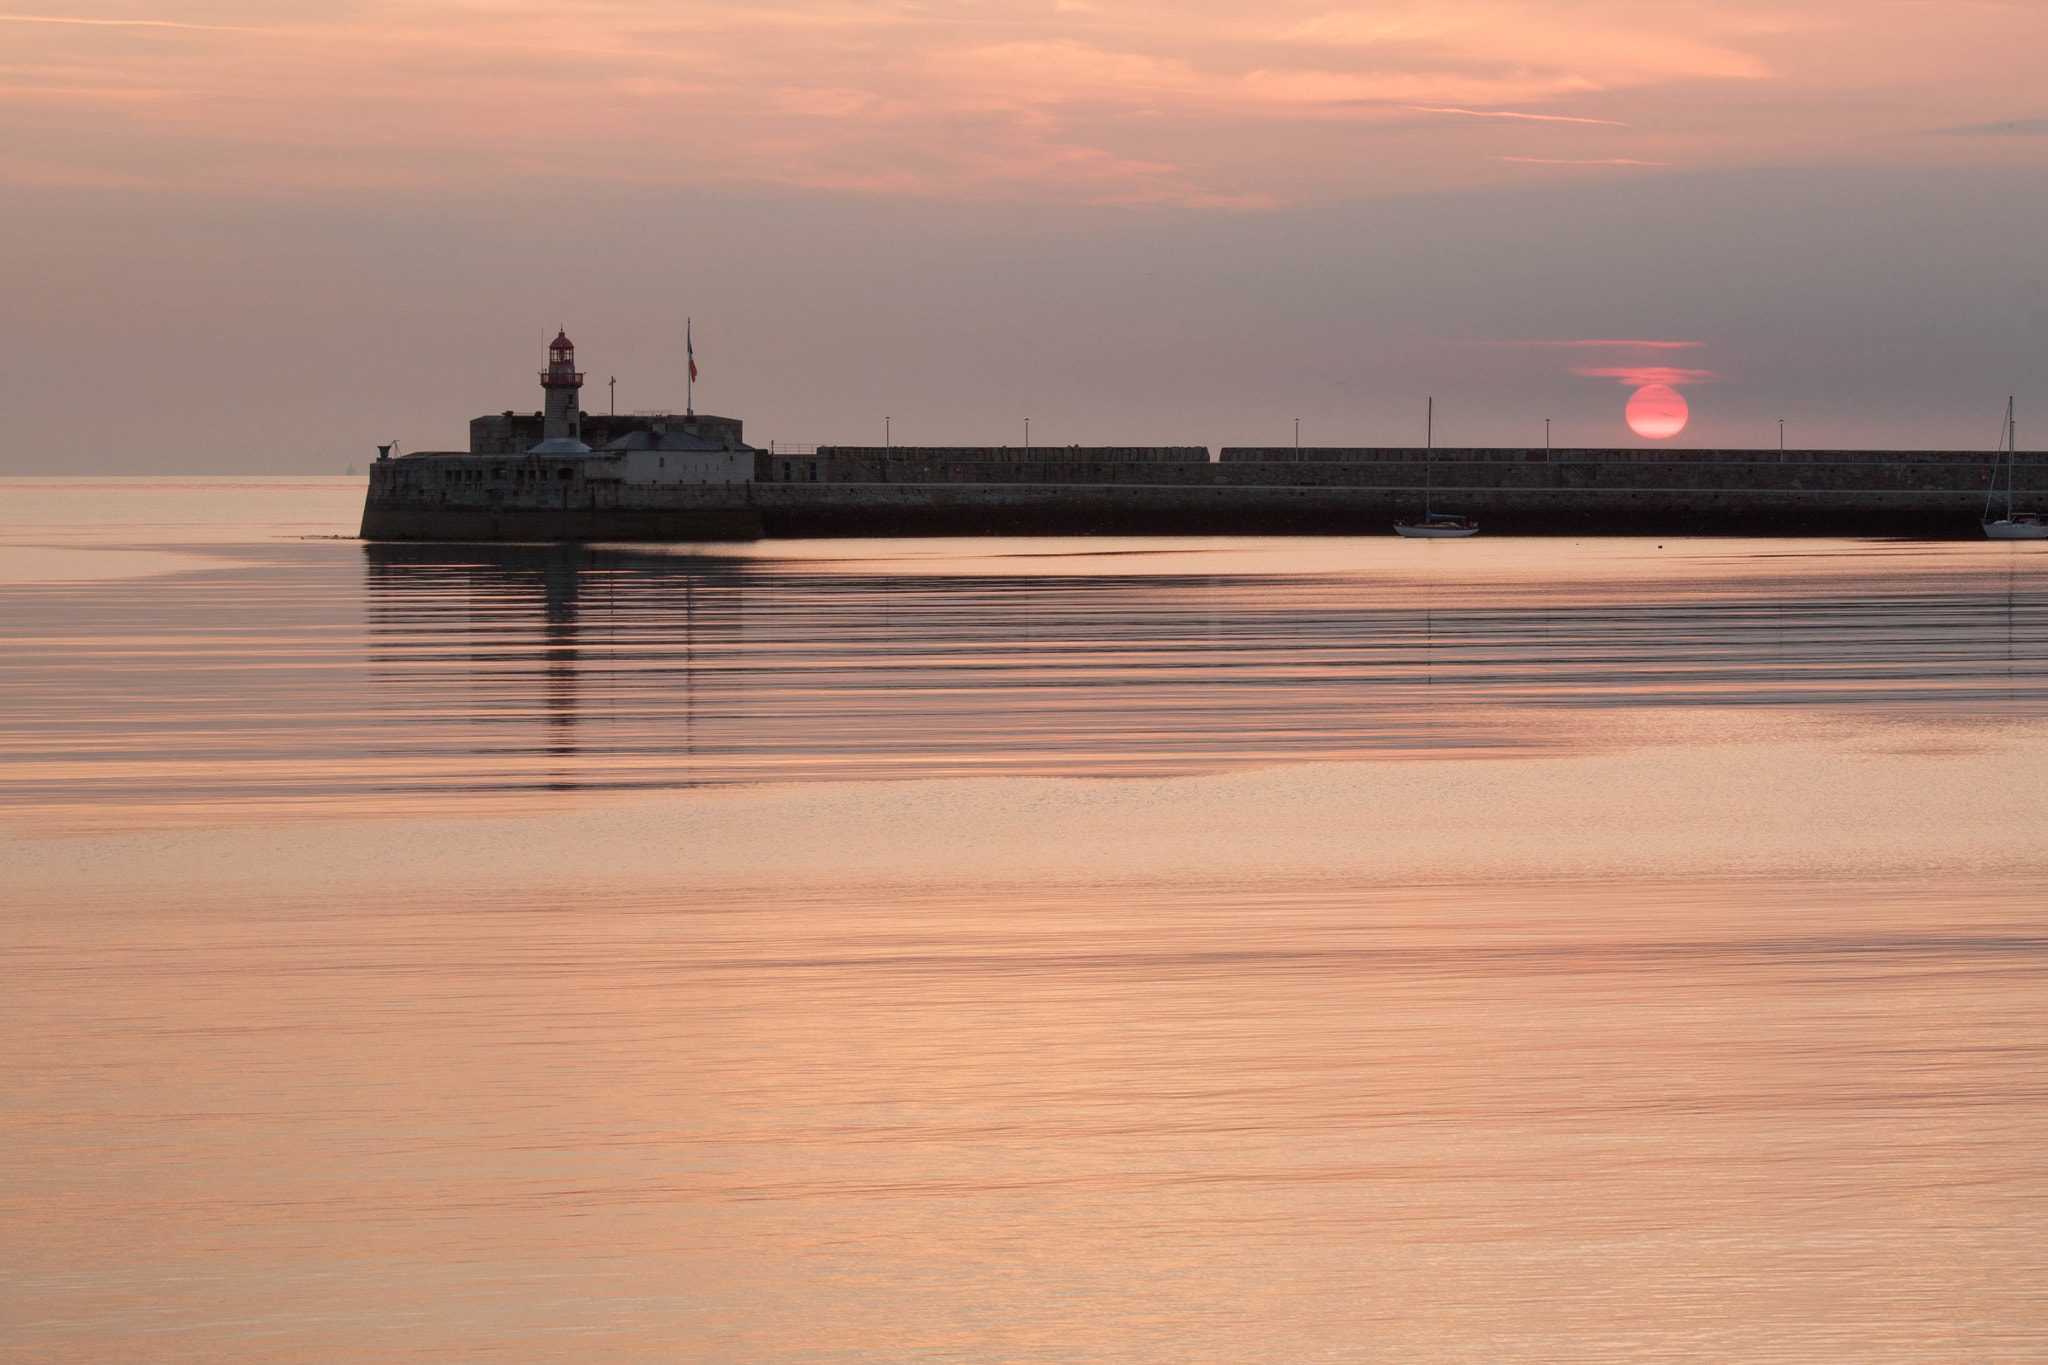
top-left (808, 461), bottom-right (819, 482)
top-left (781, 461), bottom-right (792, 481)
top-left (559, 468), bottom-right (574, 480)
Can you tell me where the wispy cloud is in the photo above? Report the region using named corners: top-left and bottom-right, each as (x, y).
top-left (0, 13), bottom-right (259, 30)
top-left (1575, 365), bottom-right (1721, 386)
top-left (1463, 340), bottom-right (1719, 389)
top-left (1467, 339), bottom-right (1702, 348)
top-left (1407, 107), bottom-right (1628, 126)
top-left (1927, 117), bottom-right (2048, 136)
top-left (1492, 156), bottom-right (1669, 165)
top-left (2, 2), bottom-right (2044, 206)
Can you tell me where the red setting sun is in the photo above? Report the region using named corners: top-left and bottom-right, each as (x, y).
top-left (1625, 383), bottom-right (1690, 439)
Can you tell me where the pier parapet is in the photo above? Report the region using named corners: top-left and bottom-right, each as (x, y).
top-left (820, 446), bottom-right (1208, 464)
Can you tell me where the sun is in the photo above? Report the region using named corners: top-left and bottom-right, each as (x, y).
top-left (1625, 384), bottom-right (1688, 439)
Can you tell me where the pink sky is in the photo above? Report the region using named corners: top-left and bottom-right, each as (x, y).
top-left (2, 2), bottom-right (2046, 466)
top-left (6, 1), bottom-right (2045, 207)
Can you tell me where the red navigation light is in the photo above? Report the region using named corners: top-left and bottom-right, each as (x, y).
top-left (541, 331), bottom-right (583, 389)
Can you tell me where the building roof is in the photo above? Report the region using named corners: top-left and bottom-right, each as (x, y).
top-left (598, 429), bottom-right (752, 453)
top-left (550, 330), bottom-right (574, 351)
top-left (528, 437), bottom-right (592, 454)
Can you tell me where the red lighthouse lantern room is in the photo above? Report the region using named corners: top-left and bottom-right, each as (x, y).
top-left (541, 331), bottom-right (583, 390)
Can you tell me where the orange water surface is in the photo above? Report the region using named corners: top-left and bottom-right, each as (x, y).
top-left (3, 479), bottom-right (2045, 1363)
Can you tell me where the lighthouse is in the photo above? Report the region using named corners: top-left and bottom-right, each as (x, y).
top-left (462, 330), bottom-right (746, 455)
top-left (539, 330), bottom-right (585, 445)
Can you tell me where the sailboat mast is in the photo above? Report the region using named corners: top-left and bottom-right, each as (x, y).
top-left (1985, 398), bottom-right (2009, 524)
top-left (2008, 396), bottom-right (2017, 520)
top-left (1425, 396), bottom-right (1434, 516)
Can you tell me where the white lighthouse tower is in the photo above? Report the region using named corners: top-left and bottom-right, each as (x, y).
top-left (531, 330), bottom-right (591, 452)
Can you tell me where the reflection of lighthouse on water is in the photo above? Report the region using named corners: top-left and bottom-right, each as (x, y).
top-left (538, 551), bottom-right (581, 775)
top-left (361, 544), bottom-right (753, 796)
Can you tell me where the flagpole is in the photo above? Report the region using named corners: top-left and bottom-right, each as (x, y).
top-left (686, 318), bottom-right (694, 417)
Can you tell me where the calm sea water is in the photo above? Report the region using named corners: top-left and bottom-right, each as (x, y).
top-left (4, 478), bottom-right (2046, 1363)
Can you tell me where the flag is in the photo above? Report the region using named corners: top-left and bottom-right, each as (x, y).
top-left (688, 321), bottom-right (697, 382)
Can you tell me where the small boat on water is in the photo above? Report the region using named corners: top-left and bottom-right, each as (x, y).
top-left (1983, 397), bottom-right (2046, 539)
top-left (1986, 512), bottom-right (2048, 539)
top-left (1395, 512), bottom-right (1480, 538)
top-left (1395, 397), bottom-right (1480, 537)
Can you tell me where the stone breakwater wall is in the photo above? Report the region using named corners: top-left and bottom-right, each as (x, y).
top-left (362, 447), bottom-right (2042, 541)
top-left (1221, 446), bottom-right (2016, 472)
top-left (815, 446), bottom-right (1208, 464)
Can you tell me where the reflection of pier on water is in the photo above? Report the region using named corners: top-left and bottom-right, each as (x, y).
top-left (360, 542), bottom-right (2048, 799)
top-left (364, 544), bottom-right (750, 792)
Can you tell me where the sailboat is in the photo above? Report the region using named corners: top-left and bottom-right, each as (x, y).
top-left (1395, 397), bottom-right (1479, 537)
top-left (1983, 397), bottom-right (2046, 539)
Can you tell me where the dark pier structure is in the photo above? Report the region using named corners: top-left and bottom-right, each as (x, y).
top-left (364, 442), bottom-right (2040, 542)
top-left (359, 334), bottom-right (2037, 541)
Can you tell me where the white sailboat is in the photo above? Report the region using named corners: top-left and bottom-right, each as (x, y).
top-left (1983, 397), bottom-right (2046, 539)
top-left (1394, 513), bottom-right (1480, 538)
top-left (1395, 397), bottom-right (1479, 537)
